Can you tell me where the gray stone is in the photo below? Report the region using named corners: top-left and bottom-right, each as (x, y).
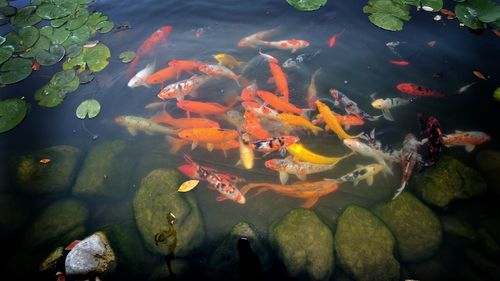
top-left (208, 222), bottom-right (272, 280)
top-left (73, 140), bottom-right (136, 198)
top-left (415, 156), bottom-right (487, 208)
top-left (13, 145), bottom-right (83, 194)
top-left (65, 232), bottom-right (116, 276)
top-left (269, 208), bottom-right (334, 281)
top-left (133, 169), bottom-right (204, 256)
top-left (372, 193), bottom-right (442, 262)
top-left (24, 199), bottom-right (88, 249)
top-left (335, 205), bottom-right (400, 281)
top-left (441, 216), bottom-right (477, 241)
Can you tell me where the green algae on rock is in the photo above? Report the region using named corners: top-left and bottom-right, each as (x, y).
top-left (335, 205), bottom-right (400, 281)
top-left (270, 208), bottom-right (334, 281)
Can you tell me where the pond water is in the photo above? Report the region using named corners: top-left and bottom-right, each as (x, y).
top-left (1, 0), bottom-right (500, 280)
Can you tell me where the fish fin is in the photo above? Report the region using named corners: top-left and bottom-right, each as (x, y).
top-left (279, 149), bottom-right (286, 157)
top-left (296, 174), bottom-right (307, 181)
top-left (369, 92), bottom-right (377, 100)
top-left (291, 48), bottom-right (297, 54)
top-left (206, 143), bottom-right (214, 152)
top-left (301, 197), bottom-right (319, 208)
top-left (166, 136), bottom-right (185, 154)
top-left (366, 176), bottom-right (374, 186)
top-left (353, 180), bottom-right (359, 186)
top-left (465, 144), bottom-right (475, 152)
top-left (216, 195), bottom-right (228, 202)
top-left (236, 159), bottom-right (242, 167)
top-left (142, 80), bottom-right (151, 88)
top-left (191, 141), bottom-right (198, 150)
top-left (176, 96), bottom-right (184, 101)
top-left (127, 127), bottom-right (138, 136)
top-left (392, 183), bottom-right (406, 200)
top-left (279, 171), bottom-right (289, 185)
top-left (382, 108), bottom-right (395, 121)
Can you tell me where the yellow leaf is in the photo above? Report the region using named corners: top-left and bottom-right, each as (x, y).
top-left (177, 180), bottom-right (200, 192)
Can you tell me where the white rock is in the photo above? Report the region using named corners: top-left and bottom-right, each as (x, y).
top-left (65, 232), bottom-right (116, 276)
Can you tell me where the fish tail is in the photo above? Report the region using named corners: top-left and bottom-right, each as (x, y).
top-left (392, 182), bottom-right (406, 200)
top-left (166, 136), bottom-right (186, 154)
top-left (151, 111), bottom-right (173, 125)
top-left (237, 60), bottom-right (246, 67)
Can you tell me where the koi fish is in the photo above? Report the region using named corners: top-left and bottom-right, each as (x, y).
top-left (457, 82), bottom-right (476, 94)
top-left (240, 180), bottom-right (339, 208)
top-left (287, 143), bottom-right (353, 165)
top-left (282, 50), bottom-right (320, 69)
top-left (198, 64), bottom-right (239, 83)
top-left (265, 155), bottom-right (348, 185)
top-left (343, 138), bottom-right (394, 175)
top-left (313, 113), bottom-right (364, 130)
top-left (268, 61), bottom-right (289, 101)
top-left (306, 68), bottom-right (320, 109)
top-left (241, 101), bottom-right (279, 120)
top-left (224, 110), bottom-right (244, 128)
top-left (146, 66), bottom-right (179, 86)
top-left (386, 40), bottom-right (405, 57)
top-left (393, 134), bottom-right (422, 199)
top-left (39, 158), bottom-right (51, 164)
top-left (258, 50), bottom-right (279, 64)
top-left (256, 90), bottom-right (304, 115)
top-left (440, 9), bottom-right (456, 19)
top-left (251, 136), bottom-right (300, 156)
top-left (334, 163), bottom-right (385, 186)
top-left (177, 99), bottom-right (237, 117)
top-left (167, 136), bottom-right (239, 156)
top-left (418, 114), bottom-right (444, 168)
top-left (214, 54), bottom-right (245, 68)
top-left (472, 71), bottom-right (487, 80)
top-left (115, 115), bottom-right (178, 136)
top-left (128, 26), bottom-right (172, 76)
top-left (315, 100), bottom-right (360, 139)
top-left (237, 27), bottom-right (278, 48)
top-left (370, 95), bottom-right (413, 121)
top-left (389, 60), bottom-right (410, 66)
top-left (442, 130), bottom-right (491, 152)
top-left (396, 83), bottom-right (445, 97)
top-left (240, 82), bottom-right (257, 101)
top-left (178, 128), bottom-right (239, 150)
top-left (150, 111), bottom-right (220, 129)
top-left (328, 30), bottom-right (344, 48)
top-left (276, 113), bottom-right (323, 136)
top-left (242, 111), bottom-right (272, 140)
top-left (128, 62), bottom-right (155, 88)
top-left (237, 138), bottom-right (255, 170)
top-left (329, 88), bottom-right (381, 121)
top-left (157, 75), bottom-right (211, 101)
top-left (168, 60), bottom-right (200, 77)
top-left (263, 39), bottom-right (310, 53)
top-left (427, 40), bottom-right (437, 47)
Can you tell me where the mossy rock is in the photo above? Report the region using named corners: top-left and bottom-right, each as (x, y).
top-left (65, 232), bottom-right (116, 276)
top-left (372, 193), bottom-right (442, 262)
top-left (335, 205), bottom-right (400, 281)
top-left (23, 199), bottom-right (88, 249)
top-left (415, 156), bottom-right (487, 208)
top-left (73, 140), bottom-right (136, 198)
top-left (133, 169), bottom-right (204, 257)
top-left (208, 222), bottom-right (272, 281)
top-left (0, 193), bottom-right (29, 234)
top-left (269, 208), bottom-right (334, 281)
top-left (13, 145), bottom-right (83, 194)
top-left (39, 247), bottom-right (64, 273)
top-left (441, 216), bottom-right (477, 241)
top-left (476, 150), bottom-right (500, 195)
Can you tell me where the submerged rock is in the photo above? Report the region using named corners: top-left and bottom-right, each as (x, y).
top-left (476, 150), bottom-right (500, 195)
top-left (73, 140), bottom-right (136, 198)
top-left (372, 193), bottom-right (442, 262)
top-left (24, 199), bottom-right (88, 249)
top-left (0, 193), bottom-right (29, 235)
top-left (441, 216), bottom-right (477, 241)
top-left (148, 259), bottom-right (190, 281)
top-left (208, 222), bottom-right (272, 280)
top-left (65, 232), bottom-right (116, 276)
top-left (39, 247), bottom-right (64, 273)
top-left (415, 156), bottom-right (486, 208)
top-left (335, 205), bottom-right (399, 281)
top-left (465, 248), bottom-right (500, 279)
top-left (269, 208), bottom-right (334, 281)
top-left (133, 169), bottom-right (204, 256)
top-left (13, 145), bottom-right (83, 194)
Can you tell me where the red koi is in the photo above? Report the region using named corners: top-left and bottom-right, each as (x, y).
top-left (396, 83), bottom-right (445, 97)
top-left (389, 60), bottom-right (410, 66)
top-left (328, 30), bottom-right (344, 48)
top-left (127, 26), bottom-right (173, 76)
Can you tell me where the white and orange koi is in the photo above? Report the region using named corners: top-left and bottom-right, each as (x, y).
top-left (442, 130), bottom-right (491, 152)
top-left (237, 27), bottom-right (278, 48)
top-left (263, 39), bottom-right (310, 53)
top-left (157, 75), bottom-right (211, 101)
top-left (334, 163), bottom-right (385, 186)
top-left (393, 134), bottom-right (422, 199)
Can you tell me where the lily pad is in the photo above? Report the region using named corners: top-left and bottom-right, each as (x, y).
top-left (4, 31), bottom-right (24, 52)
top-left (494, 87), bottom-right (500, 101)
top-left (96, 20), bottom-right (114, 34)
top-left (19, 26), bottom-right (40, 49)
top-left (49, 27), bottom-right (71, 44)
top-left (0, 35), bottom-right (4, 45)
top-left (65, 44), bottom-right (82, 58)
top-left (66, 25), bottom-right (91, 46)
top-left (11, 6), bottom-right (42, 28)
top-left (77, 69), bottom-right (94, 84)
top-left (85, 43), bottom-right (110, 72)
top-left (0, 6), bottom-right (16, 17)
top-left (62, 52), bottom-right (86, 72)
top-left (35, 84), bottom-right (65, 107)
top-left (65, 7), bottom-right (89, 31)
top-left (77, 0), bottom-right (93, 4)
top-left (0, 98), bottom-right (29, 133)
top-left (368, 12), bottom-right (404, 31)
top-left (0, 45), bottom-right (14, 65)
top-left (36, 44), bottom-right (66, 66)
top-left (51, 15), bottom-right (70, 28)
top-left (364, 0), bottom-right (411, 31)
top-left (286, 0), bottom-right (327, 11)
top-left (20, 35), bottom-right (51, 58)
top-left (50, 69), bottom-right (81, 93)
top-left (455, 4), bottom-right (487, 29)
top-left (87, 11), bottom-right (107, 27)
top-left (36, 1), bottom-right (77, 20)
top-left (0, 57), bottom-right (33, 84)
top-left (76, 99), bottom-right (100, 119)
top-left (119, 51), bottom-right (135, 63)
top-left (39, 26), bottom-right (54, 37)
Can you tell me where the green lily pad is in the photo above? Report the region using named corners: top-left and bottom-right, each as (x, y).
top-left (36, 69), bottom-right (80, 107)
top-left (51, 15), bottom-right (70, 28)
top-left (87, 11), bottom-right (107, 26)
top-left (49, 27), bottom-right (71, 44)
top-left (474, 0), bottom-right (500, 23)
top-left (0, 98), bottom-right (29, 133)
top-left (65, 7), bottom-right (89, 31)
top-left (0, 45), bottom-right (14, 65)
top-left (39, 26), bottom-right (54, 37)
top-left (11, 6), bottom-right (42, 28)
top-left (20, 35), bottom-right (51, 58)
top-left (19, 26), bottom-right (40, 49)
top-left (96, 20), bottom-right (114, 34)
top-left (0, 35), bottom-right (4, 45)
top-left (77, 69), bottom-right (94, 83)
top-left (50, 69), bottom-right (77, 86)
top-left (65, 44), bottom-right (82, 58)
top-left (67, 25), bottom-right (90, 45)
top-left (0, 6), bottom-right (16, 17)
top-left (420, 0), bottom-right (443, 12)
top-left (0, 0), bottom-right (8, 8)
top-left (35, 84), bottom-right (65, 107)
top-left (85, 43), bottom-right (110, 72)
top-left (36, 44), bottom-right (66, 66)
top-left (455, 4), bottom-right (488, 29)
top-left (364, 0), bottom-right (411, 31)
top-left (119, 51), bottom-right (135, 63)
top-left (76, 99), bottom-right (100, 119)
top-left (77, 0), bottom-right (93, 4)
top-left (0, 57), bottom-right (33, 84)
top-left (4, 31), bottom-right (24, 52)
top-left (286, 0), bottom-right (327, 11)
top-left (368, 12), bottom-right (404, 31)
top-left (31, 0), bottom-right (45, 5)
top-left (62, 51), bottom-right (86, 72)
top-left (36, 1), bottom-right (77, 20)
top-left (491, 19), bottom-right (500, 29)
top-left (494, 87), bottom-right (500, 101)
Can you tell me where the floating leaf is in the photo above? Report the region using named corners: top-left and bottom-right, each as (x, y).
top-left (77, 69), bottom-right (94, 83)
top-left (19, 26), bottom-right (40, 49)
top-left (369, 13), bottom-right (404, 31)
top-left (11, 6), bottom-right (41, 28)
top-left (455, 4), bottom-right (487, 29)
top-left (50, 69), bottom-right (76, 86)
top-left (35, 84), bottom-right (65, 107)
top-left (286, 0), bottom-right (327, 11)
top-left (36, 1), bottom-right (77, 20)
top-left (36, 69), bottom-right (80, 107)
top-left (65, 44), bottom-right (82, 58)
top-left (50, 15), bottom-right (69, 27)
top-left (85, 43), bottom-right (110, 72)
top-left (0, 6), bottom-right (16, 17)
top-left (119, 51), bottom-right (135, 63)
top-left (66, 25), bottom-right (90, 46)
top-left (39, 26), bottom-right (54, 37)
top-left (87, 11), bottom-right (107, 27)
top-left (36, 44), bottom-right (65, 66)
top-left (77, 0), bottom-right (93, 4)
top-left (494, 87), bottom-right (500, 101)
top-left (65, 7), bottom-right (89, 30)
top-left (0, 98), bottom-right (29, 133)
top-left (96, 20), bottom-right (114, 34)
top-left (177, 180), bottom-right (200, 192)
top-left (364, 0), bottom-right (411, 31)
top-left (0, 57), bottom-right (33, 84)
top-left (20, 35), bottom-right (51, 58)
top-left (49, 27), bottom-right (70, 44)
top-left (0, 35), bottom-right (4, 45)
top-left (62, 51), bottom-right (86, 72)
top-left (4, 31), bottom-right (24, 52)
top-left (76, 99), bottom-right (100, 119)
top-left (0, 45), bottom-right (14, 65)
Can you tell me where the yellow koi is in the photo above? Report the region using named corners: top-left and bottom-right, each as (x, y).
top-left (277, 113), bottom-right (323, 136)
top-left (315, 100), bottom-right (359, 139)
top-left (287, 143), bottom-right (353, 165)
top-left (236, 138), bottom-right (254, 170)
top-left (213, 54), bottom-right (245, 69)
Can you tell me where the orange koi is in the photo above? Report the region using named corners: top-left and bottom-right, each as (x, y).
top-left (389, 60), bottom-right (410, 66)
top-left (151, 111), bottom-right (220, 129)
top-left (312, 114), bottom-right (364, 130)
top-left (493, 29), bottom-right (500, 37)
top-left (242, 111), bottom-right (272, 140)
top-left (39, 158), bottom-right (51, 164)
top-left (167, 136), bottom-right (239, 156)
top-left (168, 59), bottom-right (200, 77)
top-left (268, 61), bottom-right (289, 101)
top-left (177, 98), bottom-right (237, 116)
top-left (442, 130), bottom-right (491, 152)
top-left (157, 75), bottom-right (211, 101)
top-left (328, 30), bottom-right (344, 48)
top-left (238, 27), bottom-right (278, 48)
top-left (146, 66), bottom-right (178, 85)
top-left (440, 9), bottom-right (455, 19)
top-left (263, 39), bottom-right (310, 53)
top-left (240, 180), bottom-right (339, 208)
top-left (198, 64), bottom-right (239, 83)
top-left (396, 83), bottom-right (445, 97)
top-left (178, 128), bottom-right (239, 150)
top-left (241, 101), bottom-right (279, 119)
top-left (256, 90), bottom-right (303, 115)
top-left (472, 70), bottom-right (487, 80)
top-left (128, 26), bottom-right (172, 76)
top-left (241, 82), bottom-right (257, 101)
top-left (277, 113), bottom-right (323, 136)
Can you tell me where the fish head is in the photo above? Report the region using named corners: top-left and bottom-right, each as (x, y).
top-left (160, 26), bottom-right (173, 34)
top-left (343, 138), bottom-right (362, 151)
top-left (177, 163), bottom-right (198, 178)
top-left (371, 99), bottom-right (385, 109)
top-left (127, 77), bottom-right (140, 88)
top-left (234, 192), bottom-right (246, 204)
top-left (213, 54), bottom-right (224, 61)
top-left (115, 116), bottom-right (125, 124)
top-left (281, 135), bottom-right (300, 146)
top-left (264, 159), bottom-right (285, 171)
